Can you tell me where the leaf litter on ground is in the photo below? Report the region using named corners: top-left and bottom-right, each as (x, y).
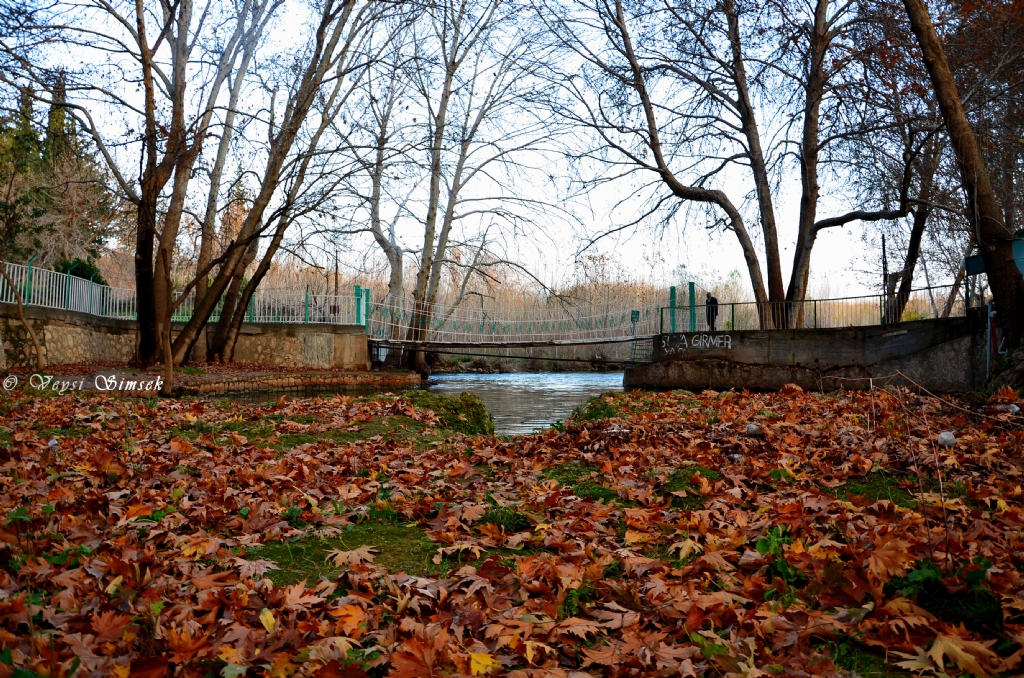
top-left (0, 384), bottom-right (1022, 677)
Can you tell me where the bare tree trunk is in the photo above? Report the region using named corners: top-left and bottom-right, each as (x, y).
top-left (403, 9), bottom-right (461, 376)
top-left (160, 319), bottom-right (173, 396)
top-left (211, 240), bottom-right (258, 360)
top-left (903, 0), bottom-right (1024, 348)
top-left (171, 0), bottom-right (360, 365)
top-left (0, 266), bottom-right (44, 370)
top-left (220, 227), bottom-right (288, 362)
top-left (612, 0), bottom-right (771, 313)
top-left (785, 0), bottom-right (830, 324)
top-left (942, 262), bottom-right (967, 318)
top-left (194, 31), bottom-right (261, 364)
top-left (724, 0), bottom-right (784, 320)
top-left (892, 147), bottom-right (941, 319)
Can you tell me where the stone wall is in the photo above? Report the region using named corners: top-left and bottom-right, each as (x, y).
top-left (0, 303), bottom-right (135, 369)
top-left (625, 315), bottom-right (986, 393)
top-left (0, 303), bottom-right (370, 371)
top-left (231, 323), bottom-right (369, 370)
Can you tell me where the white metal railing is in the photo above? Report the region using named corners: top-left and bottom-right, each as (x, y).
top-left (0, 259), bottom-right (974, 346)
top-left (369, 295), bottom-right (661, 344)
top-left (0, 260), bottom-right (137, 318)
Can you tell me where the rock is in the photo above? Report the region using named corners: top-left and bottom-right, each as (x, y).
top-left (994, 403), bottom-right (1020, 415)
top-left (726, 453), bottom-right (744, 464)
top-left (47, 438), bottom-right (58, 447)
top-left (937, 431), bottom-right (957, 447)
top-left (746, 423), bottom-right (761, 436)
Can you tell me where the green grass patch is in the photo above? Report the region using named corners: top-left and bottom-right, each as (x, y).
top-left (274, 415), bottom-right (434, 450)
top-left (35, 425), bottom-right (91, 439)
top-left (570, 392), bottom-right (621, 422)
top-left (220, 420), bottom-right (276, 437)
top-left (398, 390), bottom-right (494, 435)
top-left (245, 523), bottom-right (440, 585)
top-left (768, 467), bottom-right (795, 484)
top-left (541, 461), bottom-right (621, 504)
top-left (826, 642), bottom-right (910, 678)
top-left (479, 505), bottom-right (531, 533)
top-left (175, 366), bottom-right (206, 376)
top-left (886, 558), bottom-right (1002, 634)
top-left (174, 414), bottom-right (447, 451)
top-left (824, 472), bottom-right (971, 509)
top-left (560, 580), bottom-right (597, 618)
top-left (661, 466), bottom-right (722, 509)
top-left (826, 472), bottom-right (917, 508)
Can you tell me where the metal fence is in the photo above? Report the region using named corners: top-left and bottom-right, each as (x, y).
top-left (658, 285), bottom-right (967, 332)
top-left (171, 288), bottom-right (366, 326)
top-left (0, 260), bottom-right (369, 328)
top-left (368, 296), bottom-right (661, 344)
top-left (0, 259), bottom-right (973, 345)
top-left (0, 260), bottom-right (137, 318)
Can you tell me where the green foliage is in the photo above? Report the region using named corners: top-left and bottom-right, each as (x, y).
top-left (886, 558), bottom-right (1001, 632)
top-left (283, 505), bottom-right (305, 528)
top-left (560, 581), bottom-right (596, 618)
top-left (571, 392), bottom-right (621, 421)
top-left (542, 461), bottom-right (621, 504)
top-left (43, 544), bottom-right (92, 568)
top-left (901, 309), bottom-right (927, 322)
top-left (0, 82), bottom-right (115, 270)
top-left (756, 526), bottom-right (808, 588)
top-left (661, 466), bottom-right (721, 509)
top-left (768, 467), bottom-right (795, 484)
top-left (480, 505), bottom-right (531, 533)
top-left (52, 257), bottom-right (107, 285)
top-left (399, 390), bottom-right (495, 435)
top-left (366, 501), bottom-right (400, 523)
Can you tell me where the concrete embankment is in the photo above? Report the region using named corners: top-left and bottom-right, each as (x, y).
top-left (624, 315), bottom-right (985, 392)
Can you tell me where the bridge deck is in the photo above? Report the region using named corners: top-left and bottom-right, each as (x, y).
top-left (371, 335), bottom-right (654, 349)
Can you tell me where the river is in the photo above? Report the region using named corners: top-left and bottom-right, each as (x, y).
top-left (425, 372), bottom-right (624, 436)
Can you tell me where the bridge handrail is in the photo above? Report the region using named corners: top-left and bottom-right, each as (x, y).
top-left (659, 284), bottom-right (970, 332)
top-left (0, 258), bottom-right (974, 344)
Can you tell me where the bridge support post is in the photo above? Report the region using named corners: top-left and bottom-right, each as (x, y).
top-left (364, 289), bottom-right (370, 335)
top-left (688, 282), bottom-right (696, 332)
top-left (355, 285), bottom-right (363, 325)
top-left (669, 287), bottom-right (676, 333)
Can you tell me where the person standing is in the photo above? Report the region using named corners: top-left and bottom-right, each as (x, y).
top-left (706, 292), bottom-right (719, 332)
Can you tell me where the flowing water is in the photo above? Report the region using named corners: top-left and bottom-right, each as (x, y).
top-left (425, 372), bottom-right (624, 436)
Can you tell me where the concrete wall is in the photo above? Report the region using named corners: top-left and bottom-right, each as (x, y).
top-left (626, 315), bottom-right (985, 392)
top-left (230, 322), bottom-right (369, 370)
top-left (0, 302), bottom-right (369, 371)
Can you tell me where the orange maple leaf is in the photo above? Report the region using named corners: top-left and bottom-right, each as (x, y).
top-left (865, 536), bottom-right (915, 582)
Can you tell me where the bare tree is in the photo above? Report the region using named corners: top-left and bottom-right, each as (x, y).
top-left (379, 0), bottom-right (561, 373)
top-left (342, 29), bottom-right (421, 333)
top-left (901, 0), bottom-right (1024, 347)
top-left (171, 0), bottom-right (393, 364)
top-left (1, 0), bottom-right (283, 369)
top-left (537, 0), bottom-right (924, 327)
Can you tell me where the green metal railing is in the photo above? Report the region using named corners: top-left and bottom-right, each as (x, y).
top-left (658, 285), bottom-right (966, 333)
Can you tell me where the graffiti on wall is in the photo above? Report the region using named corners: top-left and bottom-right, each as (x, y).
top-left (659, 333), bottom-right (733, 356)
